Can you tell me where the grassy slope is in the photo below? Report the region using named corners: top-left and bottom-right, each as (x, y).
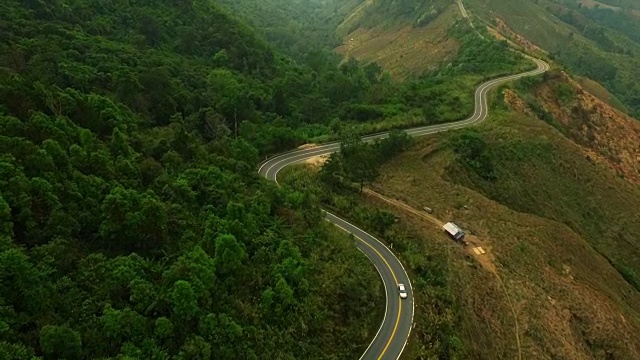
top-left (213, 0), bottom-right (361, 58)
top-left (313, 1), bottom-right (640, 357)
top-left (335, 4), bottom-right (460, 79)
top-left (335, 0), bottom-right (461, 79)
top-left (468, 0), bottom-right (576, 49)
top-left (371, 108), bottom-right (640, 358)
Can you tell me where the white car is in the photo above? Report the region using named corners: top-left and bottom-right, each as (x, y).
top-left (398, 284), bottom-right (408, 299)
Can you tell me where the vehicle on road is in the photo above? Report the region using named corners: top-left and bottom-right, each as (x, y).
top-left (398, 284), bottom-right (408, 299)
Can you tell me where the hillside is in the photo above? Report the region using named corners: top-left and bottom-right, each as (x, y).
top-left (0, 1), bottom-right (387, 358)
top-left (213, 0), bottom-right (359, 60)
top-left (509, 70), bottom-right (640, 185)
top-left (335, 4), bottom-right (460, 79)
top-left (346, 103), bottom-right (640, 358)
top-left (335, 0), bottom-right (461, 79)
top-left (464, 0), bottom-right (640, 117)
top-left (3, 0), bottom-right (639, 358)
top-left (273, 2), bottom-right (640, 352)
top-left (336, 0), bottom-right (640, 117)
top-left (282, 76), bottom-right (640, 358)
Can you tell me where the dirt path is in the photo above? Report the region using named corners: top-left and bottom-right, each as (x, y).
top-left (363, 187), bottom-right (523, 360)
top-left (457, 0), bottom-right (469, 18)
top-left (495, 272), bottom-right (522, 360)
top-left (363, 188), bottom-right (444, 227)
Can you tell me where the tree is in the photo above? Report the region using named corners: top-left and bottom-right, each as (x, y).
top-left (99, 187), bottom-right (168, 254)
top-left (371, 210), bottom-right (396, 235)
top-left (177, 336), bottom-right (211, 360)
top-left (363, 62), bottom-right (383, 83)
top-left (451, 129), bottom-right (496, 180)
top-left (129, 279), bottom-right (157, 315)
top-left (0, 194), bottom-right (13, 238)
top-left (374, 130), bottom-right (412, 162)
top-left (163, 246), bottom-right (216, 304)
top-left (213, 49), bottom-right (229, 67)
top-left (39, 325), bottom-right (82, 360)
top-left (198, 313), bottom-right (243, 359)
top-left (42, 139), bottom-right (71, 174)
top-left (101, 305), bottom-right (147, 344)
top-left (190, 107), bottom-right (230, 141)
top-left (154, 317), bottom-right (174, 339)
top-left (274, 276), bottom-right (295, 309)
top-left (340, 132), bottom-right (378, 192)
top-left (207, 69), bottom-right (251, 138)
top-left (0, 248), bottom-right (49, 314)
top-left (214, 234), bottom-right (246, 277)
top-left (319, 152), bottom-right (345, 188)
top-left (0, 341), bottom-right (34, 360)
top-left (170, 280), bottom-right (199, 320)
top-left (230, 138), bottom-right (258, 165)
top-left (109, 127), bottom-right (133, 158)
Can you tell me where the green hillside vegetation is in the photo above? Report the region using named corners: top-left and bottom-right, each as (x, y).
top-left (213, 0), bottom-right (358, 59)
top-left (466, 0), bottom-right (640, 117)
top-left (340, 23), bottom-right (535, 134)
top-left (410, 25), bottom-right (534, 124)
top-left (0, 1), bottom-right (389, 358)
top-left (2, 0), bottom-right (622, 357)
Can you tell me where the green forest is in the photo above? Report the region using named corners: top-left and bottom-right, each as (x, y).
top-left (0, 0), bottom-right (531, 358)
top-left (214, 0), bottom-right (354, 59)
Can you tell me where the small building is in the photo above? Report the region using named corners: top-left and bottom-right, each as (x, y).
top-left (443, 222), bottom-right (465, 242)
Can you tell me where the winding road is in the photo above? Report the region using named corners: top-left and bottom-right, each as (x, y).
top-left (258, 56), bottom-right (549, 359)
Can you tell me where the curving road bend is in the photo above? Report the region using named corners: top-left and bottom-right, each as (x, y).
top-left (258, 56), bottom-right (549, 360)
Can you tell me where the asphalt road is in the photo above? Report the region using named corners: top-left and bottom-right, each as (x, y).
top-left (258, 57), bottom-right (549, 360)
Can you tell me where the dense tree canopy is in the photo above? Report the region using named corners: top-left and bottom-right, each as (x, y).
top-left (0, 1), bottom-right (389, 358)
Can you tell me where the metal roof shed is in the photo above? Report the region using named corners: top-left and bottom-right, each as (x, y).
top-left (443, 222), bottom-right (465, 241)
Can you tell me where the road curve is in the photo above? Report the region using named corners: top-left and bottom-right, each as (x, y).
top-left (258, 56), bottom-right (549, 360)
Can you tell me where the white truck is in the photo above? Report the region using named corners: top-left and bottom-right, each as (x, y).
top-left (443, 222), bottom-right (467, 245)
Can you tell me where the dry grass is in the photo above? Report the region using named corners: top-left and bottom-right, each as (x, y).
top-left (371, 115), bottom-right (640, 359)
top-left (487, 18), bottom-right (547, 58)
top-left (575, 76), bottom-right (628, 113)
top-left (303, 154), bottom-right (329, 168)
top-left (519, 71), bottom-right (640, 185)
top-left (334, 4), bottom-right (460, 79)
